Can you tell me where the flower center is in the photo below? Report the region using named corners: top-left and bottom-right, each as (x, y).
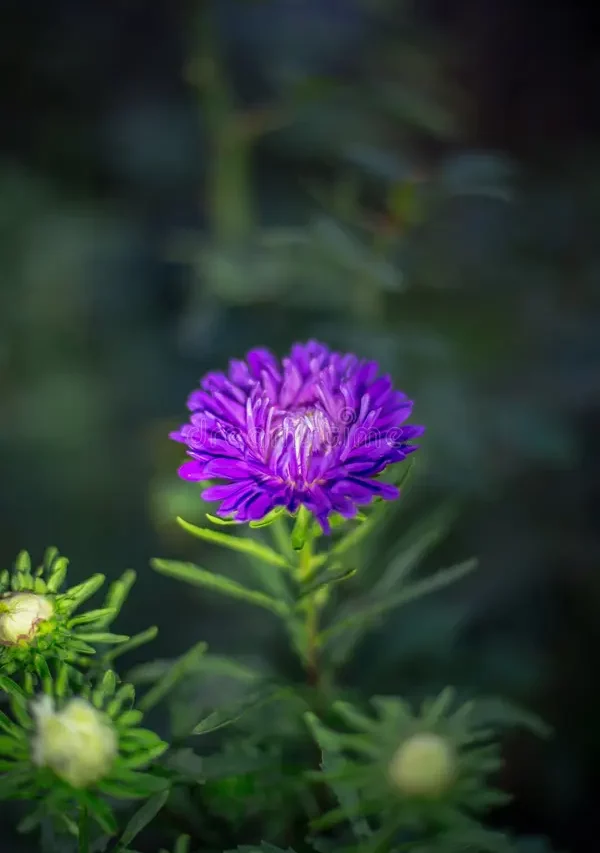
top-left (279, 407), bottom-right (335, 452)
top-left (268, 406), bottom-right (338, 487)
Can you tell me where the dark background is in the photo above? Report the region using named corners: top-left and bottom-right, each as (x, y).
top-left (1, 0), bottom-right (599, 851)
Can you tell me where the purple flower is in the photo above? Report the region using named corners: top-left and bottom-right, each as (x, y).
top-left (171, 341), bottom-right (424, 532)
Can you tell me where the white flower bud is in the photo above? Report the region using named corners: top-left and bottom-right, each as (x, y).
top-left (0, 592), bottom-right (54, 646)
top-left (31, 696), bottom-right (118, 788)
top-left (388, 732), bottom-right (455, 797)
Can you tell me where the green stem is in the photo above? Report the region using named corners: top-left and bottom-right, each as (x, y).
top-left (271, 515), bottom-right (296, 563)
top-left (78, 806), bottom-right (89, 853)
top-left (299, 540), bottom-right (319, 686)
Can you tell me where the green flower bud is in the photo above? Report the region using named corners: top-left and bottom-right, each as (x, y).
top-left (388, 732), bottom-right (455, 797)
top-left (31, 696), bottom-right (118, 788)
top-left (0, 592), bottom-right (54, 645)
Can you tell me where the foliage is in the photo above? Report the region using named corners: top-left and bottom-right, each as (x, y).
top-left (2, 0), bottom-right (593, 850)
top-left (0, 455), bottom-right (555, 852)
top-left (0, 548), bottom-right (157, 693)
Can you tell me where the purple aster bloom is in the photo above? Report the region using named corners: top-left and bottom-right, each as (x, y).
top-left (171, 341), bottom-right (424, 532)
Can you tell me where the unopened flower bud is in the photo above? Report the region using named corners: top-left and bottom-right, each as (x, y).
top-left (0, 592), bottom-right (54, 645)
top-left (388, 732), bottom-right (455, 797)
top-left (31, 696), bottom-right (117, 788)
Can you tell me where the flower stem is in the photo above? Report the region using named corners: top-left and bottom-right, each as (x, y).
top-left (78, 807), bottom-right (89, 853)
top-left (299, 540), bottom-right (319, 686)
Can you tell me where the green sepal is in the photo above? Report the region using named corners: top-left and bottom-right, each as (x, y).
top-left (206, 513), bottom-right (241, 526)
top-left (249, 507), bottom-right (287, 529)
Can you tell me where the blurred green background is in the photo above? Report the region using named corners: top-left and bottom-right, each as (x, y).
top-left (1, 0), bottom-right (599, 850)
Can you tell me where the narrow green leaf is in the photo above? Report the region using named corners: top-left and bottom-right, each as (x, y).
top-left (332, 701), bottom-right (377, 734)
top-left (151, 560), bottom-right (287, 616)
top-left (138, 641), bottom-right (207, 712)
top-left (466, 697), bottom-right (552, 740)
top-left (193, 685), bottom-right (287, 735)
top-left (68, 638), bottom-right (97, 655)
top-left (15, 551), bottom-right (31, 574)
top-left (120, 742), bottom-right (169, 769)
top-left (323, 558), bottom-right (478, 644)
top-left (421, 686), bottom-right (456, 726)
top-left (0, 768), bottom-right (34, 799)
top-left (304, 712), bottom-right (341, 753)
top-left (58, 812), bottom-right (79, 837)
top-left (0, 734), bottom-right (21, 755)
top-left (126, 660), bottom-right (172, 684)
top-left (61, 574), bottom-right (106, 613)
top-left (174, 836), bottom-right (191, 853)
top-left (42, 546), bottom-right (60, 570)
top-left (100, 770), bottom-right (169, 797)
top-left (96, 779), bottom-right (151, 800)
top-left (119, 728), bottom-right (166, 752)
top-left (163, 749), bottom-right (205, 782)
top-left (101, 670), bottom-right (118, 697)
top-left (106, 683), bottom-right (136, 718)
top-left (0, 710), bottom-right (24, 740)
top-left (77, 791), bottom-right (118, 835)
top-left (67, 608), bottom-right (116, 629)
top-left (310, 794), bottom-right (375, 835)
top-left (33, 654), bottom-right (52, 686)
top-left (176, 517), bottom-right (289, 569)
top-left (117, 709), bottom-right (144, 727)
top-left (371, 503), bottom-right (458, 597)
top-left (0, 675), bottom-right (27, 702)
top-left (298, 564), bottom-right (357, 600)
top-left (120, 789), bottom-right (170, 847)
top-left (96, 570), bottom-right (136, 629)
top-left (248, 551), bottom-right (293, 604)
top-left (76, 632), bottom-right (129, 644)
top-left (329, 515), bottom-right (377, 559)
top-left (17, 806), bottom-right (46, 834)
top-left (199, 750), bottom-right (271, 781)
top-left (103, 627), bottom-right (158, 662)
top-left (382, 456), bottom-right (416, 489)
top-left (9, 695), bottom-right (31, 729)
top-left (177, 653), bottom-right (260, 683)
top-left (46, 556), bottom-right (69, 593)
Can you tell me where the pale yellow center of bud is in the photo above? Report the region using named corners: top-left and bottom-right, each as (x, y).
top-left (388, 732), bottom-right (455, 797)
top-left (0, 592), bottom-right (54, 645)
top-left (31, 696), bottom-right (118, 788)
